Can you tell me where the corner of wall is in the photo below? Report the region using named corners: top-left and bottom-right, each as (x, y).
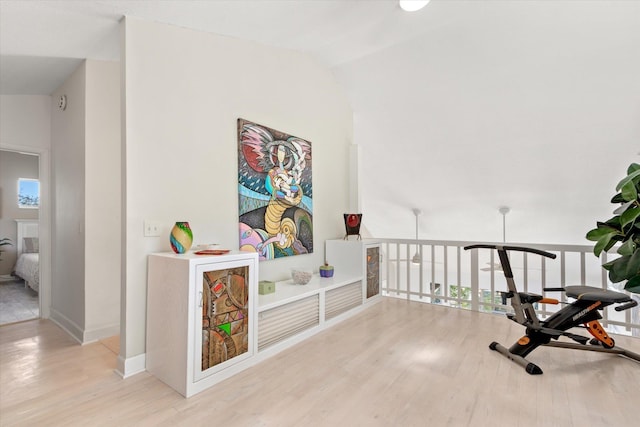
top-left (115, 353), bottom-right (146, 379)
top-left (49, 308), bottom-right (84, 344)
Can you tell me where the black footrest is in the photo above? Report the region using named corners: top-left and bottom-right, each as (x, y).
top-left (567, 333), bottom-right (589, 344)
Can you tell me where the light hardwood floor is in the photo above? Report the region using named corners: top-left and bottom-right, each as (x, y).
top-left (1, 298), bottom-right (639, 426)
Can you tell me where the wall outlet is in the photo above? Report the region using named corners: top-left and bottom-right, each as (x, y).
top-left (144, 220), bottom-right (162, 237)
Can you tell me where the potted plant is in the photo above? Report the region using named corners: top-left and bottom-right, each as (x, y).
top-left (0, 238), bottom-right (11, 262)
top-left (586, 163), bottom-right (640, 294)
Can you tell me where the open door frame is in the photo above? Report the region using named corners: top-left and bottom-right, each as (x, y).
top-left (0, 144), bottom-right (51, 319)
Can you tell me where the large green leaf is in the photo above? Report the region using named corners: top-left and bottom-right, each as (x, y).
top-left (624, 275), bottom-right (640, 294)
top-left (611, 193), bottom-right (625, 204)
top-left (593, 232), bottom-right (620, 257)
top-left (602, 259), bottom-right (616, 271)
top-left (625, 249), bottom-right (640, 278)
top-left (609, 256), bottom-right (630, 282)
top-left (586, 225), bottom-right (618, 241)
top-left (603, 217), bottom-right (622, 229)
top-left (620, 207), bottom-right (640, 229)
top-left (616, 169), bottom-right (640, 191)
top-left (614, 200), bottom-right (635, 215)
top-left (618, 239), bottom-right (636, 256)
top-left (628, 163), bottom-right (640, 174)
top-left (621, 180), bottom-right (638, 202)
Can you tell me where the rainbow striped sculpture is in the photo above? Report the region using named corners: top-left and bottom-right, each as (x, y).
top-left (170, 221), bottom-right (193, 254)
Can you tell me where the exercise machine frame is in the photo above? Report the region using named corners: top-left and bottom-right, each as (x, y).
top-left (464, 244), bottom-right (640, 375)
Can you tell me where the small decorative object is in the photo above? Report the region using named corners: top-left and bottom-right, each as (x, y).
top-left (343, 213), bottom-right (363, 240)
top-left (259, 280), bottom-right (276, 295)
top-left (319, 263), bottom-right (334, 278)
top-left (0, 238), bottom-right (12, 262)
top-left (291, 268), bottom-right (313, 285)
top-left (194, 249), bottom-right (230, 255)
top-left (195, 243), bottom-right (220, 251)
top-left (170, 221), bottom-right (193, 254)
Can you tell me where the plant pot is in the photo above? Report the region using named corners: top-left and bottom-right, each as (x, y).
top-left (320, 263), bottom-right (334, 278)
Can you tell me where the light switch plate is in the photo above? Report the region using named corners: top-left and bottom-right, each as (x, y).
top-left (144, 220), bottom-right (162, 237)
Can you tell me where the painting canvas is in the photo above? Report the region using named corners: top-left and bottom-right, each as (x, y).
top-left (237, 119), bottom-right (313, 260)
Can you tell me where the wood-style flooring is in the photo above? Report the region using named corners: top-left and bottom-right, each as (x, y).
top-left (1, 297), bottom-right (639, 426)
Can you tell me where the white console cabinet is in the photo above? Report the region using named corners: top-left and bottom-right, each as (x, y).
top-left (146, 251), bottom-right (258, 397)
top-left (326, 239), bottom-right (382, 300)
top-left (257, 273), bottom-right (365, 354)
top-left (147, 246), bottom-right (379, 397)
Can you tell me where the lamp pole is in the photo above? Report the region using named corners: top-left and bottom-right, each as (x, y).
top-left (499, 206), bottom-right (510, 243)
top-left (412, 208), bottom-right (422, 264)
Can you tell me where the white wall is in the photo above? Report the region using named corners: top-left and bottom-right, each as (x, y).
top-left (84, 59), bottom-right (121, 340)
top-left (0, 95), bottom-right (51, 148)
top-left (51, 62), bottom-right (86, 339)
top-left (49, 59), bottom-right (121, 343)
top-left (121, 17), bottom-right (353, 372)
top-left (0, 151), bottom-right (38, 275)
top-left (333, 1), bottom-right (640, 245)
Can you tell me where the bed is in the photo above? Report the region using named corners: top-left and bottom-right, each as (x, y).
top-left (13, 219), bottom-right (39, 293)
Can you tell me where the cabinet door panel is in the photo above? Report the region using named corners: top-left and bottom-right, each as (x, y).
top-left (366, 245), bottom-right (380, 298)
top-left (194, 259), bottom-right (254, 382)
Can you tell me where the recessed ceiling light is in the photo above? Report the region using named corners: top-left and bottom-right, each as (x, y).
top-left (399, 0), bottom-right (430, 12)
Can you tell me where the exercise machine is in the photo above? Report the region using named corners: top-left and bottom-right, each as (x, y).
top-left (464, 244), bottom-right (640, 375)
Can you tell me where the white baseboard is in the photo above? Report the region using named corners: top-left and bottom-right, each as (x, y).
top-left (49, 308), bottom-right (83, 344)
top-left (49, 309), bottom-right (120, 345)
top-left (83, 323), bottom-right (120, 344)
top-left (116, 353), bottom-right (146, 379)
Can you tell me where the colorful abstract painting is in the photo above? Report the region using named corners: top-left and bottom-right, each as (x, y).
top-left (237, 119), bottom-right (313, 260)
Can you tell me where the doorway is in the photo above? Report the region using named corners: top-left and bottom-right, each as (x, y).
top-left (0, 147), bottom-right (50, 325)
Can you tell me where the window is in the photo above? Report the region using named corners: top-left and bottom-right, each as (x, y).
top-left (18, 178), bottom-right (40, 208)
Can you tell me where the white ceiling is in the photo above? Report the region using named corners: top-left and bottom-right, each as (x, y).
top-left (0, 0), bottom-right (438, 94)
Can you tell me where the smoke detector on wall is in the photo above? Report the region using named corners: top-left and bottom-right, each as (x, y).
top-left (58, 95), bottom-right (67, 111)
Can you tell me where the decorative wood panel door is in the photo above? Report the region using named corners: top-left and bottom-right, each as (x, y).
top-left (366, 245), bottom-right (380, 299)
top-left (194, 258), bottom-right (255, 382)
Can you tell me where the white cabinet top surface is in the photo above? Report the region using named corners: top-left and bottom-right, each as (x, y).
top-left (150, 250), bottom-right (258, 264)
top-left (258, 273), bottom-right (361, 311)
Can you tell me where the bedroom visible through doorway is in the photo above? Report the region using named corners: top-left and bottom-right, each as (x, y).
top-left (0, 149), bottom-right (41, 325)
top-left (0, 276), bottom-right (39, 324)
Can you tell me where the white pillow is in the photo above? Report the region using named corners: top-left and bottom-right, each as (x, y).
top-left (23, 237), bottom-right (39, 253)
